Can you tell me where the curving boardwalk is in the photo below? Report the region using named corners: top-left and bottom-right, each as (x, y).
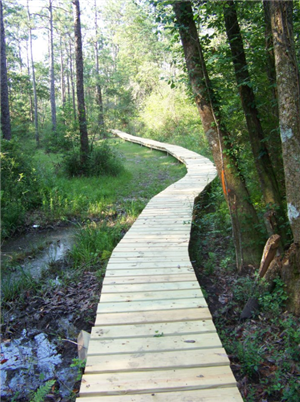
top-left (77, 131), bottom-right (243, 401)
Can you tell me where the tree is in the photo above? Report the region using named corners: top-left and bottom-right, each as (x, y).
top-left (48, 0), bottom-right (56, 133)
top-left (173, 1), bottom-right (264, 269)
top-left (269, 0), bottom-right (300, 314)
top-left (1, 0), bottom-right (11, 140)
top-left (270, 1), bottom-right (300, 244)
top-left (73, 0), bottom-right (89, 169)
top-left (94, 0), bottom-right (104, 130)
top-left (27, 0), bottom-right (39, 145)
top-left (223, 0), bottom-right (288, 242)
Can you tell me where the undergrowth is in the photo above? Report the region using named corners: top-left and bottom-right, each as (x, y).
top-left (189, 180), bottom-right (300, 401)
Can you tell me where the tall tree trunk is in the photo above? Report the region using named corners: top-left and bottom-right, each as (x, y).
top-left (269, 0), bottom-right (300, 315)
top-left (60, 36), bottom-right (66, 108)
top-left (263, 0), bottom-right (285, 190)
top-left (263, 0), bottom-right (279, 119)
top-left (94, 0), bottom-right (104, 131)
top-left (69, 39), bottom-right (76, 122)
top-left (73, 0), bottom-right (89, 169)
top-left (173, 1), bottom-right (264, 270)
top-left (270, 0), bottom-right (300, 244)
top-left (26, 41), bottom-right (33, 122)
top-left (223, 1), bottom-right (288, 242)
top-left (27, 0), bottom-right (39, 145)
top-left (0, 0), bottom-right (11, 140)
top-left (49, 0), bottom-right (56, 133)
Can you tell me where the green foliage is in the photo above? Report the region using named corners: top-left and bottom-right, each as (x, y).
top-left (30, 380), bottom-right (56, 402)
top-left (259, 277), bottom-right (288, 316)
top-left (69, 222), bottom-right (123, 270)
top-left (70, 358), bottom-right (86, 382)
top-left (1, 139), bottom-right (43, 237)
top-left (62, 142), bottom-right (124, 178)
top-left (1, 266), bottom-right (39, 302)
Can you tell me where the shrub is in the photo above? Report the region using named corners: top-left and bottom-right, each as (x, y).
top-left (62, 142), bottom-right (124, 178)
top-left (1, 139), bottom-right (43, 237)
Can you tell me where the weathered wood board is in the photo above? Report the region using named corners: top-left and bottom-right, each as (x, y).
top-left (76, 131), bottom-right (242, 401)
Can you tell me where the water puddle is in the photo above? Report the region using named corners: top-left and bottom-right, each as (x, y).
top-left (1, 226), bottom-right (77, 280)
top-left (1, 329), bottom-right (78, 400)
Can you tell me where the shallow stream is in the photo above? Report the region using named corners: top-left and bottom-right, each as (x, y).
top-left (1, 226), bottom-right (84, 401)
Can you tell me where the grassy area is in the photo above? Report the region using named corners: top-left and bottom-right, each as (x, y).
top-left (2, 137), bottom-right (186, 300)
top-left (29, 138), bottom-right (186, 226)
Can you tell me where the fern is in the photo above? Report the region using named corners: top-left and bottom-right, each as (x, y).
top-left (30, 380), bottom-right (56, 402)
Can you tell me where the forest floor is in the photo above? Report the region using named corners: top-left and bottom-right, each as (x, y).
top-left (1, 257), bottom-right (101, 401)
top-left (190, 189), bottom-right (300, 402)
top-left (2, 140), bottom-right (300, 401)
top-left (1, 140), bottom-right (186, 401)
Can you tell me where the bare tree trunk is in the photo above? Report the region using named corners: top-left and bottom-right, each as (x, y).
top-left (69, 39), bottom-right (76, 122)
top-left (270, 0), bottom-right (300, 243)
top-left (223, 1), bottom-right (288, 243)
top-left (49, 0), bottom-right (56, 133)
top-left (60, 36), bottom-right (66, 108)
top-left (0, 0), bottom-right (11, 140)
top-left (26, 41), bottom-right (33, 122)
top-left (94, 0), bottom-right (104, 131)
top-left (263, 0), bottom-right (279, 119)
top-left (269, 0), bottom-right (300, 315)
top-left (73, 0), bottom-right (89, 169)
top-left (27, 0), bottom-right (39, 145)
top-left (173, 1), bottom-right (264, 269)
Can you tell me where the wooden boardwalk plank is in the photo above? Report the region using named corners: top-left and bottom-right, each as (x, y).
top-left (79, 367), bottom-right (237, 396)
top-left (90, 320), bottom-right (216, 339)
top-left (77, 387), bottom-right (242, 401)
top-left (76, 131), bottom-right (242, 401)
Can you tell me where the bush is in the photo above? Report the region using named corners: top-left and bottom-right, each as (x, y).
top-left (62, 142), bottom-right (124, 178)
top-left (1, 139), bottom-right (43, 237)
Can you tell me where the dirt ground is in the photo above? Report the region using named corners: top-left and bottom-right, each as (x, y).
top-left (1, 263), bottom-right (102, 401)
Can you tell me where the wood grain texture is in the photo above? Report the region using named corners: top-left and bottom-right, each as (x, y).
top-left (76, 131), bottom-right (243, 401)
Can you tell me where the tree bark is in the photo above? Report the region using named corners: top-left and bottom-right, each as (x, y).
top-left (0, 0), bottom-right (11, 140)
top-left (69, 39), bottom-right (76, 122)
top-left (49, 0), bottom-right (57, 133)
top-left (94, 0), bottom-right (104, 130)
top-left (173, 1), bottom-right (264, 270)
top-left (27, 0), bottom-right (39, 145)
top-left (73, 0), bottom-right (89, 168)
top-left (223, 1), bottom-right (288, 243)
top-left (263, 0), bottom-right (285, 190)
top-left (270, 0), bottom-right (300, 244)
top-left (60, 36), bottom-right (66, 108)
top-left (263, 0), bottom-right (279, 119)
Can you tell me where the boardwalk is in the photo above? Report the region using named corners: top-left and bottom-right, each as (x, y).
top-left (77, 131), bottom-right (243, 401)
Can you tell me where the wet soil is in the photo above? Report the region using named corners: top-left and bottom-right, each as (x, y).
top-left (1, 260), bottom-right (102, 401)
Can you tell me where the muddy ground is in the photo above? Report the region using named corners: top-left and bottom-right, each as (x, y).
top-left (1, 259), bottom-right (102, 401)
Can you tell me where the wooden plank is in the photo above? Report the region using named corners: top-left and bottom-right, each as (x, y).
top-left (79, 366), bottom-right (237, 396)
top-left (90, 320), bottom-right (216, 339)
top-left (100, 289), bottom-right (203, 303)
top-left (87, 333), bottom-right (223, 355)
top-left (76, 131), bottom-right (243, 402)
top-left (95, 308), bottom-right (212, 326)
top-left (101, 281), bottom-right (200, 293)
top-left (102, 274), bottom-right (197, 285)
top-left (85, 348), bottom-right (229, 373)
top-left (107, 257), bottom-right (194, 266)
top-left (76, 387), bottom-right (243, 401)
top-left (105, 269), bottom-right (195, 277)
top-left (97, 297), bottom-right (207, 313)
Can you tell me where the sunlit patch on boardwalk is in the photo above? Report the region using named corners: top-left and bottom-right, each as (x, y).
top-left (76, 131), bottom-right (243, 401)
